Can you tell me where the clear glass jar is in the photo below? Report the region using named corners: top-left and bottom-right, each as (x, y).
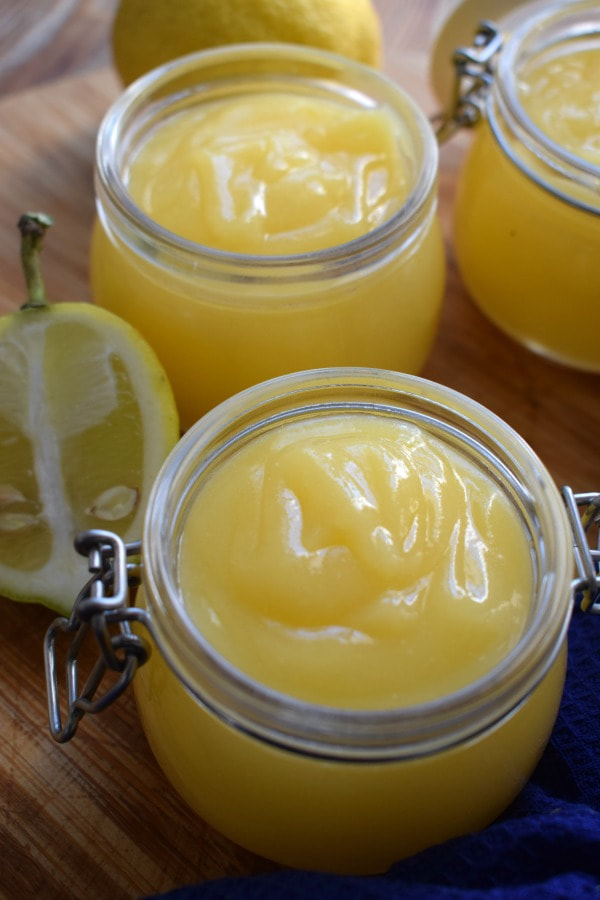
top-left (133, 367), bottom-right (573, 875)
top-left (91, 43), bottom-right (445, 430)
top-left (452, 0), bottom-right (600, 372)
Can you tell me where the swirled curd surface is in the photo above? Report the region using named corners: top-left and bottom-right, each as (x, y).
top-left (126, 92), bottom-right (410, 254)
top-left (518, 47), bottom-right (600, 167)
top-left (179, 415), bottom-right (532, 708)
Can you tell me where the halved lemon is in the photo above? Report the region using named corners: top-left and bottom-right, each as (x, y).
top-left (0, 213), bottom-right (179, 613)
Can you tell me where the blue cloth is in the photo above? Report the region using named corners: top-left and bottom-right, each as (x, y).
top-left (147, 609), bottom-right (600, 899)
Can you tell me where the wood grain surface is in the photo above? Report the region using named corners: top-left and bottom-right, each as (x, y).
top-left (0, 2), bottom-right (598, 898)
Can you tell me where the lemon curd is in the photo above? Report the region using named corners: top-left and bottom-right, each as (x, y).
top-left (518, 46), bottom-right (600, 167)
top-left (126, 93), bottom-right (408, 255)
top-left (179, 415), bottom-right (532, 709)
top-left (134, 371), bottom-right (573, 874)
top-left (92, 45), bottom-right (444, 428)
top-left (453, 2), bottom-right (600, 372)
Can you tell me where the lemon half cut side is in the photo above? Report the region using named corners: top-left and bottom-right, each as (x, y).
top-left (0, 214), bottom-right (179, 614)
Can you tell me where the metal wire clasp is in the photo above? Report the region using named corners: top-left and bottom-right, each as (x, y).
top-left (433, 21), bottom-right (503, 143)
top-left (44, 529), bottom-right (151, 743)
top-left (563, 489), bottom-right (600, 613)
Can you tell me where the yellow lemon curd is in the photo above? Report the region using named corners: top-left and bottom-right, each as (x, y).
top-left (454, 46), bottom-right (600, 371)
top-left (179, 415), bottom-right (532, 707)
top-left (92, 89), bottom-right (444, 427)
top-left (518, 46), bottom-right (600, 167)
top-left (126, 93), bottom-right (407, 254)
top-left (134, 412), bottom-right (566, 873)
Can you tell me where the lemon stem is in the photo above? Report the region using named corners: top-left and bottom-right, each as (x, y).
top-left (18, 212), bottom-right (54, 310)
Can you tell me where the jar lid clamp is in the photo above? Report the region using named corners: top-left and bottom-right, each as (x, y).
top-left (433, 21), bottom-right (502, 143)
top-left (44, 531), bottom-right (149, 743)
top-left (562, 489), bottom-right (600, 613)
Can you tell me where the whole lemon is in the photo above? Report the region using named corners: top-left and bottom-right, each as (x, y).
top-left (112, 0), bottom-right (382, 85)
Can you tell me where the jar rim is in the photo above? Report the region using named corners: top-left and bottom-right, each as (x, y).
top-left (488, 0), bottom-right (600, 213)
top-left (142, 368), bottom-right (574, 761)
top-left (95, 42), bottom-right (439, 271)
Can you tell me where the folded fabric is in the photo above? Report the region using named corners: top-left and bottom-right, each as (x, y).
top-left (146, 608), bottom-right (600, 899)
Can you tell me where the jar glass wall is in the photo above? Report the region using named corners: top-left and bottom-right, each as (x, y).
top-left (453, 0), bottom-right (600, 372)
top-left (135, 368), bottom-right (573, 874)
top-left (92, 44), bottom-right (444, 429)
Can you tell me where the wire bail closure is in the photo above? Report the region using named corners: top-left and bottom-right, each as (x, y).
top-left (44, 530), bottom-right (151, 743)
top-left (562, 489), bottom-right (600, 613)
top-left (433, 20), bottom-right (503, 143)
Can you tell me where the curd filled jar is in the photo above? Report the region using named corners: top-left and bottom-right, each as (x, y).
top-left (132, 368), bottom-right (574, 875)
top-left (452, 0), bottom-right (600, 371)
top-left (91, 44), bottom-right (445, 429)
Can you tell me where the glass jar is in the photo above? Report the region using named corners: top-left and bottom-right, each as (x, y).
top-left (124, 367), bottom-right (573, 875)
top-left (451, 0), bottom-right (600, 372)
top-left (91, 44), bottom-right (445, 430)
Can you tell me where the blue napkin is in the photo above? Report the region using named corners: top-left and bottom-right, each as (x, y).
top-left (147, 608), bottom-right (600, 898)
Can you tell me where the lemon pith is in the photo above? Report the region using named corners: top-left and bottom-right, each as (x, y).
top-left (0, 216), bottom-right (179, 614)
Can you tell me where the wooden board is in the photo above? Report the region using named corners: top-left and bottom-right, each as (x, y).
top-left (0, 20), bottom-right (599, 900)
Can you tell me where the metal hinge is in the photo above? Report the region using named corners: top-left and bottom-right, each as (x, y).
top-left (562, 488), bottom-right (600, 613)
top-left (433, 21), bottom-right (503, 143)
top-left (44, 530), bottom-right (151, 743)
